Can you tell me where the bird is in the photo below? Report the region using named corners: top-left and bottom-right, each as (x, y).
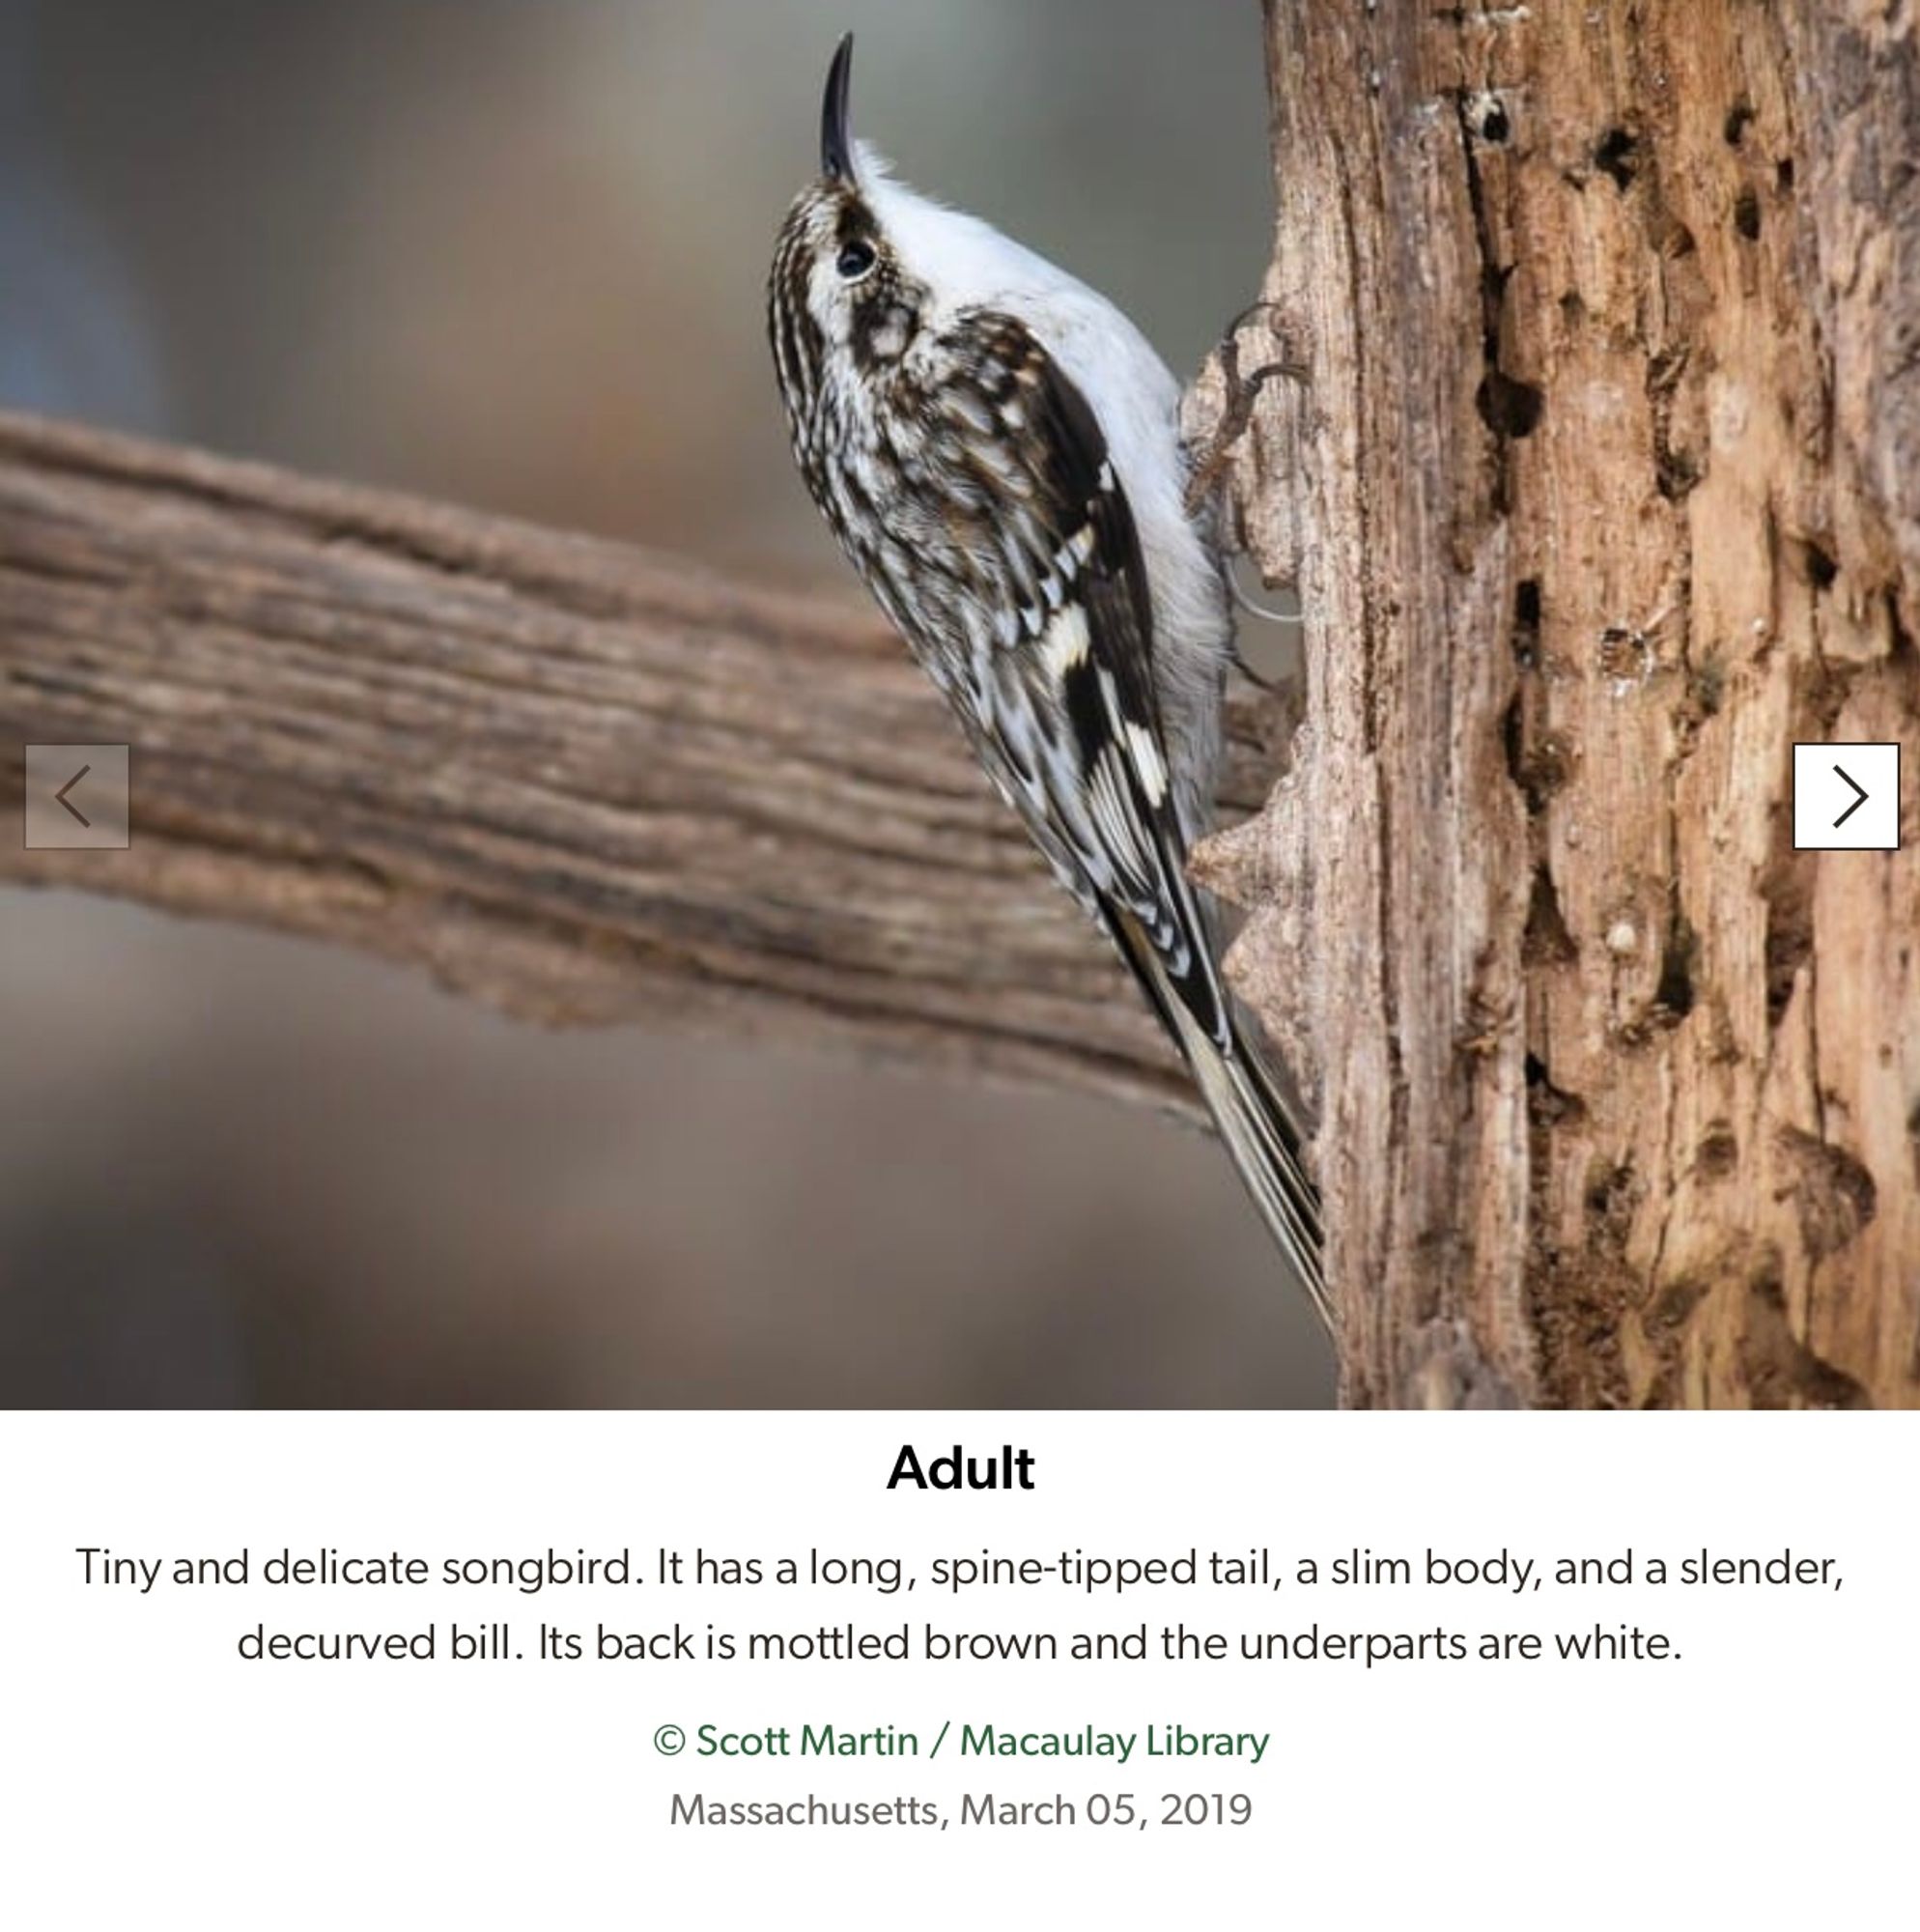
top-left (767, 34), bottom-right (1327, 1321)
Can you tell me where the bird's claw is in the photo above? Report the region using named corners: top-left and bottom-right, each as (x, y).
top-left (1183, 302), bottom-right (1311, 520)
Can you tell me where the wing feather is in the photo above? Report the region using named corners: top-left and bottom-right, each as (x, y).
top-left (957, 314), bottom-right (1231, 1048)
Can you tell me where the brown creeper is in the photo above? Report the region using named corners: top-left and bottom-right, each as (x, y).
top-left (767, 36), bottom-right (1326, 1320)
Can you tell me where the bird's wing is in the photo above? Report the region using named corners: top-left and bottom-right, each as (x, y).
top-left (935, 308), bottom-right (1232, 1051)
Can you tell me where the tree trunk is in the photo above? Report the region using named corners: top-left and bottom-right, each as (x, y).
top-left (1194, 1), bottom-right (1920, 1406)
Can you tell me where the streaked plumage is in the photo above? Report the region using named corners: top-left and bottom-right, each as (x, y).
top-left (768, 36), bottom-right (1326, 1319)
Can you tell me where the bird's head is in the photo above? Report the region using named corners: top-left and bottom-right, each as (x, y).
top-left (769, 35), bottom-right (929, 418)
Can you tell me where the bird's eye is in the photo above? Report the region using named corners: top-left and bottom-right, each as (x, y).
top-left (836, 240), bottom-right (876, 281)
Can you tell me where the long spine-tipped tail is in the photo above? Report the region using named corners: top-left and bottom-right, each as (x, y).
top-left (1158, 977), bottom-right (1329, 1328)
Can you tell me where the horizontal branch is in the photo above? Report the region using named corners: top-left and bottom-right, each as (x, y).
top-left (0, 413), bottom-right (1278, 1120)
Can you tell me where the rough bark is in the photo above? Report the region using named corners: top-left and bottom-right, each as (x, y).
top-left (1193, 1), bottom-right (1919, 1406)
top-left (0, 412), bottom-right (1317, 1120)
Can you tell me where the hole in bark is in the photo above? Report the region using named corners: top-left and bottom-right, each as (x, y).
top-left (1477, 370), bottom-right (1543, 439)
top-left (1696, 1122), bottom-right (1738, 1179)
top-left (1734, 187), bottom-right (1763, 240)
top-left (1763, 853), bottom-right (1815, 1026)
top-left (1511, 732), bottom-right (1572, 814)
top-left (1690, 655), bottom-right (1726, 718)
top-left (1584, 1156), bottom-right (1635, 1228)
top-left (1525, 1054), bottom-right (1587, 1127)
top-left (1647, 344), bottom-right (1689, 394)
top-left (1523, 865), bottom-right (1579, 965)
top-left (1511, 579), bottom-right (1542, 668)
top-left (1480, 102), bottom-right (1511, 143)
top-left (1595, 127), bottom-right (1638, 188)
top-left (1650, 342), bottom-right (1702, 500)
top-left (1656, 446), bottom-right (1702, 501)
top-left (1889, 590), bottom-right (1917, 662)
top-left (1655, 905), bottom-right (1698, 1020)
top-left (1803, 540), bottom-right (1838, 590)
top-left (1776, 156), bottom-right (1795, 193)
top-left (1724, 99), bottom-right (1755, 146)
top-left (1504, 707), bottom-right (1575, 813)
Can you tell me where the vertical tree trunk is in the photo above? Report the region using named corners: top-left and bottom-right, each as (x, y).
top-left (1195, 1), bottom-right (1920, 1406)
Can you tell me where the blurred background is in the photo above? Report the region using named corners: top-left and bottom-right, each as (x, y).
top-left (0, 0), bottom-right (1334, 1406)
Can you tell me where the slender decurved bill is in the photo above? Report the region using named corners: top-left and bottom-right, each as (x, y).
top-left (821, 33), bottom-right (855, 181)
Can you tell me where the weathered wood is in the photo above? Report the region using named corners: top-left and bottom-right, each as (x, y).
top-left (1195, 0), bottom-right (1920, 1406)
top-left (0, 411), bottom-right (1310, 1121)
